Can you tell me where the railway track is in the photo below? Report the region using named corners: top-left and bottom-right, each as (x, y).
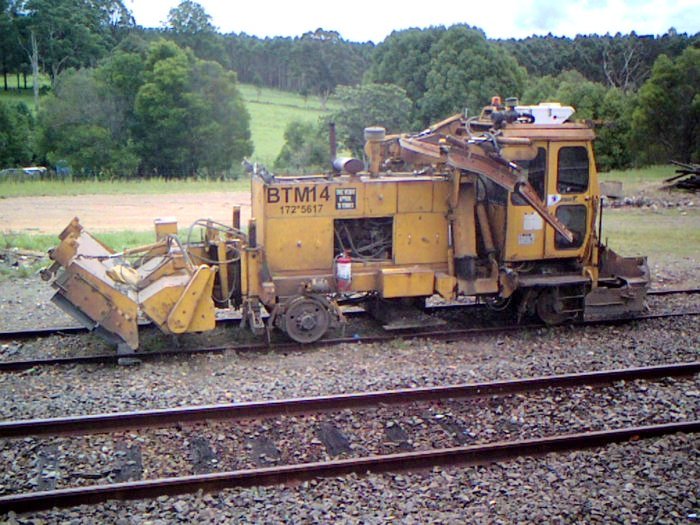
top-left (0, 362), bottom-right (698, 513)
top-left (2, 361), bottom-right (698, 438)
top-left (2, 422), bottom-right (697, 514)
top-left (1, 303), bottom-right (698, 372)
top-left (1, 287), bottom-right (697, 342)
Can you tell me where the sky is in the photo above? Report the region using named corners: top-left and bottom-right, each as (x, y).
top-left (126, 0), bottom-right (699, 43)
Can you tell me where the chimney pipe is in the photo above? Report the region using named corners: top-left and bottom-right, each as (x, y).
top-left (329, 122), bottom-right (337, 171)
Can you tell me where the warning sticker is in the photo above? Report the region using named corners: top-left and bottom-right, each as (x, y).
top-left (336, 188), bottom-right (357, 210)
top-left (518, 233), bottom-right (535, 246)
top-left (547, 194), bottom-right (562, 206)
top-left (523, 212), bottom-right (543, 231)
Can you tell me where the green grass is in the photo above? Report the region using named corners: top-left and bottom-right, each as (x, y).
top-left (0, 229), bottom-right (159, 282)
top-left (599, 165), bottom-right (674, 194)
top-left (238, 84), bottom-right (338, 165)
top-left (238, 84), bottom-right (337, 113)
top-left (602, 207), bottom-right (700, 265)
top-left (0, 89), bottom-right (36, 109)
top-left (0, 232), bottom-right (58, 252)
top-left (0, 177), bottom-right (251, 198)
top-left (1, 230), bottom-right (157, 253)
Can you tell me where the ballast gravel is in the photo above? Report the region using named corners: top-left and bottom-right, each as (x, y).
top-left (0, 279), bottom-right (698, 522)
top-left (1, 376), bottom-right (698, 496)
top-left (2, 433), bottom-right (698, 524)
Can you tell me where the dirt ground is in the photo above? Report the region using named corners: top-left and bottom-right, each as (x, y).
top-left (0, 192), bottom-right (252, 234)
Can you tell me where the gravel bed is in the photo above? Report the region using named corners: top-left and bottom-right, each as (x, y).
top-left (1, 276), bottom-right (698, 522)
top-left (3, 432), bottom-right (697, 524)
top-left (0, 311), bottom-right (698, 421)
top-left (1, 376), bottom-right (697, 497)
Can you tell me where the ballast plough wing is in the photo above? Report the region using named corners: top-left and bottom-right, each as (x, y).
top-left (42, 218), bottom-right (218, 351)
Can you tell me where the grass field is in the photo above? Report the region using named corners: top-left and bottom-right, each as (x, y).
top-left (0, 229), bottom-right (158, 281)
top-left (238, 84), bottom-right (339, 165)
top-left (0, 90), bottom-right (36, 110)
top-left (602, 207), bottom-right (699, 263)
top-left (1, 230), bottom-right (155, 254)
top-left (599, 165), bottom-right (676, 193)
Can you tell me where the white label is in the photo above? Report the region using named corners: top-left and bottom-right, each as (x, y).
top-left (518, 233), bottom-right (535, 246)
top-left (547, 194), bottom-right (562, 206)
top-left (523, 213), bottom-right (543, 231)
top-left (336, 262), bottom-right (352, 280)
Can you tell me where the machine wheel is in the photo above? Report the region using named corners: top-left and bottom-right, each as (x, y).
top-left (283, 296), bottom-right (330, 343)
top-left (536, 288), bottom-right (569, 325)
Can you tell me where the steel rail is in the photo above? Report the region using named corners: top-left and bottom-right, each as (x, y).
top-left (1, 361), bottom-right (697, 439)
top-left (1, 309), bottom-right (699, 373)
top-left (0, 287), bottom-right (696, 342)
top-left (647, 287), bottom-right (700, 296)
top-left (0, 421), bottom-right (697, 514)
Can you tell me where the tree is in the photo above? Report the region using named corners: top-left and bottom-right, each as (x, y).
top-left (632, 47), bottom-right (700, 164)
top-left (521, 75), bottom-right (559, 105)
top-left (167, 0), bottom-right (214, 34)
top-left (331, 83), bottom-right (412, 156)
top-left (37, 38), bottom-right (253, 178)
top-left (132, 40), bottom-right (252, 178)
top-left (94, 37), bottom-right (147, 143)
top-left (35, 67), bottom-right (139, 176)
top-left (252, 72), bottom-right (263, 101)
top-left (0, 99), bottom-right (33, 166)
top-left (552, 70), bottom-right (608, 120)
top-left (369, 27), bottom-right (443, 100)
top-left (166, 0), bottom-right (223, 63)
top-left (0, 0), bottom-right (24, 90)
top-left (368, 26), bottom-right (446, 126)
top-left (498, 34), bottom-right (574, 79)
top-left (17, 0), bottom-right (134, 86)
top-left (187, 59), bottom-right (253, 174)
top-left (293, 29), bottom-right (369, 106)
top-left (274, 119), bottom-right (329, 173)
top-left (595, 88), bottom-right (636, 170)
top-left (499, 31), bottom-right (697, 91)
top-left (419, 26), bottom-right (527, 124)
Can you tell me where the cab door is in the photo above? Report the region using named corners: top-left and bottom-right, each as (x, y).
top-left (544, 143), bottom-right (595, 258)
top-left (504, 145), bottom-right (548, 261)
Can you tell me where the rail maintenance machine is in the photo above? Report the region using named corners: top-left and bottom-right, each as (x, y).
top-left (42, 98), bottom-right (649, 352)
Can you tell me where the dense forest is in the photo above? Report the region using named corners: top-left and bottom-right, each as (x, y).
top-left (0, 0), bottom-right (698, 178)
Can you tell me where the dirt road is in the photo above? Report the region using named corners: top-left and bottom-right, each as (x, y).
top-left (0, 192), bottom-right (252, 234)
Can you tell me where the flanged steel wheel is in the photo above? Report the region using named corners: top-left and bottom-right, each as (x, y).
top-left (283, 296), bottom-right (330, 343)
top-left (536, 288), bottom-right (569, 325)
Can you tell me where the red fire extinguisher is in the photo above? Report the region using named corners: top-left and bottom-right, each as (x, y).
top-left (335, 251), bottom-right (352, 293)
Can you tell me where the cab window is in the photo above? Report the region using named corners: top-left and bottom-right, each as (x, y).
top-left (511, 147), bottom-right (546, 205)
top-left (554, 205), bottom-right (587, 249)
top-left (557, 146), bottom-right (589, 194)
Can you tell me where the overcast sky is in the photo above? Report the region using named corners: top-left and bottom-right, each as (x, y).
top-left (125, 0), bottom-right (699, 42)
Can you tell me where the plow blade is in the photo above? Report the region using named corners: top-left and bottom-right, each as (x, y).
top-left (48, 218), bottom-right (139, 350)
top-left (45, 218), bottom-right (217, 351)
top-left (585, 247), bottom-right (650, 321)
